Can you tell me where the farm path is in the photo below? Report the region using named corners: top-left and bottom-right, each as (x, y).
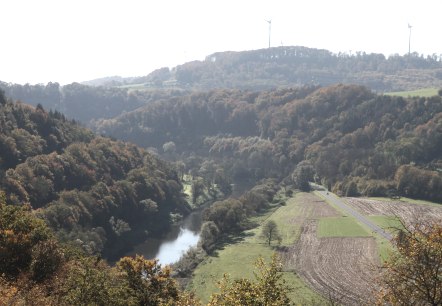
top-left (315, 190), bottom-right (393, 241)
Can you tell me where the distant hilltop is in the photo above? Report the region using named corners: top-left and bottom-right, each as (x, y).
top-left (82, 46), bottom-right (442, 92)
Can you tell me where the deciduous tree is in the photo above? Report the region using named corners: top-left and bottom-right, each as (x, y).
top-left (208, 254), bottom-right (291, 306)
top-left (260, 220), bottom-right (282, 246)
top-left (117, 255), bottom-right (179, 305)
top-left (376, 222), bottom-right (442, 305)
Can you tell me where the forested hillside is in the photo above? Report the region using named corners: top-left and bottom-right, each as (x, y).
top-left (0, 91), bottom-right (189, 260)
top-left (0, 81), bottom-right (188, 124)
top-left (2, 47), bottom-right (442, 128)
top-left (94, 84), bottom-right (442, 203)
top-left (126, 46), bottom-right (442, 91)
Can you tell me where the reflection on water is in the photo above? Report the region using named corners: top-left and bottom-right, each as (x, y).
top-left (126, 210), bottom-right (202, 265)
top-left (155, 228), bottom-right (199, 265)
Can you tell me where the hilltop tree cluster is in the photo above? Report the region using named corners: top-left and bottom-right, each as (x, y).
top-left (130, 46), bottom-right (442, 92)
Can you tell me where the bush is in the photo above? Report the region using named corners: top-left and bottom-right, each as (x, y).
top-left (198, 221), bottom-right (220, 253)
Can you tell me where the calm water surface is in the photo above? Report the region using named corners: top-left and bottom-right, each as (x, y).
top-left (127, 211), bottom-right (202, 265)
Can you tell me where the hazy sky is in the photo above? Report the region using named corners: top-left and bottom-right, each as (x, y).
top-left (1, 0), bottom-right (441, 85)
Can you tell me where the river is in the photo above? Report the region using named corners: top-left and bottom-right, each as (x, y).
top-left (125, 184), bottom-right (247, 265)
top-left (125, 210), bottom-right (202, 265)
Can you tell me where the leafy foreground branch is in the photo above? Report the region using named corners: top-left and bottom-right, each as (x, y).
top-left (208, 254), bottom-right (292, 306)
top-left (376, 222), bottom-right (442, 306)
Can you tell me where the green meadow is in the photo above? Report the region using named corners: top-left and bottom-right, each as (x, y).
top-left (188, 193), bottom-right (325, 305)
top-left (385, 87), bottom-right (439, 98)
top-left (317, 216), bottom-right (371, 237)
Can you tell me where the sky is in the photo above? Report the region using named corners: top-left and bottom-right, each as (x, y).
top-left (1, 0), bottom-right (441, 85)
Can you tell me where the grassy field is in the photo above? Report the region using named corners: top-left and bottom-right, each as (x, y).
top-left (375, 236), bottom-right (394, 262)
top-left (368, 216), bottom-right (403, 233)
top-left (317, 217), bottom-right (371, 237)
top-left (117, 83), bottom-right (148, 90)
top-left (385, 87), bottom-right (439, 98)
top-left (187, 193), bottom-right (325, 304)
top-left (368, 215), bottom-right (401, 261)
top-left (314, 192), bottom-right (396, 261)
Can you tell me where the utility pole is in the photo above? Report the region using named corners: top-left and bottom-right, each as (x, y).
top-left (266, 19), bottom-right (272, 48)
top-left (408, 23), bottom-right (412, 56)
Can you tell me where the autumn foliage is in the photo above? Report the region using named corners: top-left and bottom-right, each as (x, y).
top-left (208, 254), bottom-right (292, 306)
top-left (377, 222), bottom-right (442, 305)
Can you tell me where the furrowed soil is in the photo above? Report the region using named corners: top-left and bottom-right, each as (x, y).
top-left (345, 197), bottom-right (442, 225)
top-left (282, 193), bottom-right (379, 305)
top-left (191, 194), bottom-right (441, 305)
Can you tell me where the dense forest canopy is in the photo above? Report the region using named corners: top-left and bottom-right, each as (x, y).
top-left (0, 90), bottom-right (189, 260)
top-left (94, 84), bottom-right (442, 202)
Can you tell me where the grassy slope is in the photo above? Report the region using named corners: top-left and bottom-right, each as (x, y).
top-left (188, 193), bottom-right (325, 305)
top-left (385, 87), bottom-right (439, 97)
top-left (367, 216), bottom-right (403, 233)
top-left (365, 216), bottom-right (402, 262)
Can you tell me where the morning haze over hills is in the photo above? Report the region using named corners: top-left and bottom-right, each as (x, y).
top-left (0, 45), bottom-right (441, 305)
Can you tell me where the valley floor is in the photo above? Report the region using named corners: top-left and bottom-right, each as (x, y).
top-left (188, 191), bottom-right (442, 305)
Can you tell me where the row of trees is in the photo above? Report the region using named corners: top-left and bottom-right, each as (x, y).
top-left (199, 180), bottom-right (280, 253)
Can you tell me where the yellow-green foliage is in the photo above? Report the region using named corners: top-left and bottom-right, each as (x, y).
top-left (207, 255), bottom-right (292, 306)
top-left (376, 223), bottom-right (442, 305)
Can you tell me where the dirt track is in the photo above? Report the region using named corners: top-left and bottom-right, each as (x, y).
top-left (282, 193), bottom-right (379, 305)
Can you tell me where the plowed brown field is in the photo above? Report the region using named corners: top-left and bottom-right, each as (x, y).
top-left (345, 197), bottom-right (442, 225)
top-left (282, 193), bottom-right (379, 305)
